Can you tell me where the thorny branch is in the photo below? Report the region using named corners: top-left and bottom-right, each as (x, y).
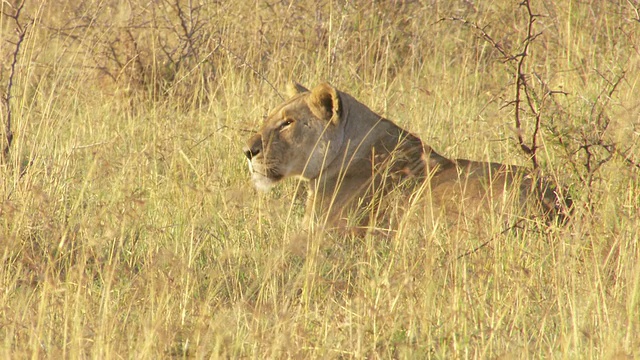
top-left (562, 71), bottom-right (638, 174)
top-left (440, 0), bottom-right (564, 169)
top-left (512, 0), bottom-right (543, 168)
top-left (2, 0), bottom-right (32, 163)
top-left (443, 0), bottom-right (639, 179)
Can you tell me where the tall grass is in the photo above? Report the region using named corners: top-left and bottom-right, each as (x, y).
top-left (1, 0), bottom-right (638, 358)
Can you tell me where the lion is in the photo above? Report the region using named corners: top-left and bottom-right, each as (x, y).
top-left (243, 82), bottom-right (571, 232)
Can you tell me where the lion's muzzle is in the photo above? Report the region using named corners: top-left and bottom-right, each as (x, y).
top-left (243, 134), bottom-right (263, 160)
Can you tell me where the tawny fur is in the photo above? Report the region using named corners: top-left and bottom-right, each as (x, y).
top-left (243, 82), bottom-right (571, 231)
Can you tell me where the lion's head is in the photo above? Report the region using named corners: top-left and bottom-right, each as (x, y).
top-left (243, 83), bottom-right (346, 191)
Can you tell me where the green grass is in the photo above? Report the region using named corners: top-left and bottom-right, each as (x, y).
top-left (1, 0), bottom-right (639, 358)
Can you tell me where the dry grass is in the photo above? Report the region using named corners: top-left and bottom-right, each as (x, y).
top-left (1, 0), bottom-right (639, 358)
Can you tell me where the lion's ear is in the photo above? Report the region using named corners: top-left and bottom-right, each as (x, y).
top-left (286, 82), bottom-right (309, 97)
top-left (308, 82), bottom-right (341, 123)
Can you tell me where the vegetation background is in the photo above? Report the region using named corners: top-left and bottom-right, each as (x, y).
top-left (1, 0), bottom-right (639, 358)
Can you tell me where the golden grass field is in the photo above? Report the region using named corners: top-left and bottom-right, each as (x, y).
top-left (1, 0), bottom-right (639, 358)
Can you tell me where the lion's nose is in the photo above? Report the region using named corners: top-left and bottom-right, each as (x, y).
top-left (244, 135), bottom-right (263, 160)
top-left (244, 145), bottom-right (261, 160)
top-left (243, 147), bottom-right (255, 160)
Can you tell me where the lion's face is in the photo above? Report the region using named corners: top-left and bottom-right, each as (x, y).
top-left (243, 83), bottom-right (344, 191)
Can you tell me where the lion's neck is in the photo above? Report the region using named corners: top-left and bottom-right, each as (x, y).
top-left (305, 91), bottom-right (455, 227)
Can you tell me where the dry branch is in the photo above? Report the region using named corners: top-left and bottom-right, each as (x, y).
top-left (441, 0), bottom-right (565, 169)
top-left (1, 0), bottom-right (31, 163)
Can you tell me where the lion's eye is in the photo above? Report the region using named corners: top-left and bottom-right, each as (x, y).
top-left (279, 118), bottom-right (294, 130)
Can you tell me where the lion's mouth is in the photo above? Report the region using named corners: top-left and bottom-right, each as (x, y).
top-left (247, 158), bottom-right (283, 192)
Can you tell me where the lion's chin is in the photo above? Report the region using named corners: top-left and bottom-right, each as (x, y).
top-left (251, 173), bottom-right (278, 192)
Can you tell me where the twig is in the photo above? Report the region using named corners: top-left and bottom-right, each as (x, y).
top-left (213, 38), bottom-right (284, 100)
top-left (2, 0), bottom-right (32, 163)
top-left (436, 17), bottom-right (510, 60)
top-left (512, 0), bottom-right (544, 168)
top-left (615, 147), bottom-right (640, 170)
top-left (454, 220), bottom-right (525, 260)
top-left (440, 0), bottom-right (549, 168)
top-left (187, 125), bottom-right (255, 152)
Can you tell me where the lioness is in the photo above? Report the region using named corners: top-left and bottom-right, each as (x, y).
top-left (243, 82), bottom-right (570, 232)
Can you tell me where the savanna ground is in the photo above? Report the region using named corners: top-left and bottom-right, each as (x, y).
top-left (1, 0), bottom-right (639, 358)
